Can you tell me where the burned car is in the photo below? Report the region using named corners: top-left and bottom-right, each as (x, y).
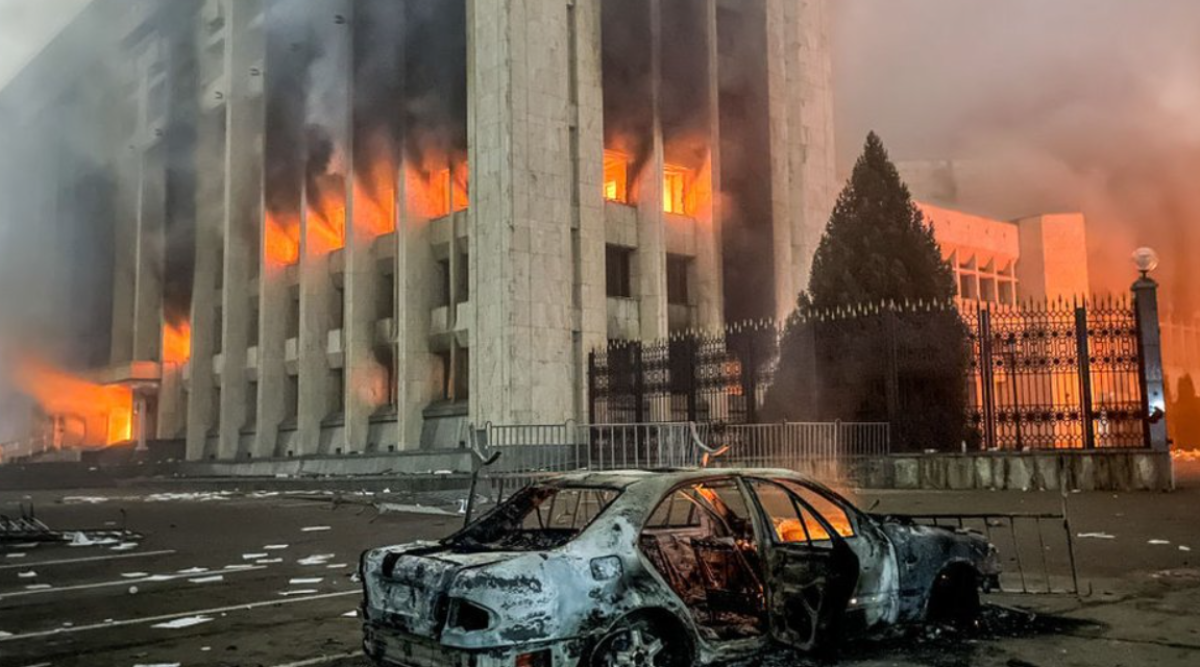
top-left (360, 469), bottom-right (1000, 666)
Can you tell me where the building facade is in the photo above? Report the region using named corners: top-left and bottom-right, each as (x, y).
top-left (0, 0), bottom-right (837, 460)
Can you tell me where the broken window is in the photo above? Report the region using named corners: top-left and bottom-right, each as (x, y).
top-left (604, 150), bottom-right (630, 203)
top-left (606, 245), bottom-right (634, 298)
top-left (663, 165), bottom-right (690, 214)
top-left (446, 485), bottom-right (621, 552)
top-left (777, 480), bottom-right (857, 541)
top-left (639, 481), bottom-right (765, 640)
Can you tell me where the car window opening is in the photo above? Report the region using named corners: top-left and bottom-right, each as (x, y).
top-left (446, 485), bottom-right (620, 552)
top-left (639, 481), bottom-right (767, 641)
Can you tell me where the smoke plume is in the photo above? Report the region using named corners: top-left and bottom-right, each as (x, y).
top-left (835, 0), bottom-right (1200, 316)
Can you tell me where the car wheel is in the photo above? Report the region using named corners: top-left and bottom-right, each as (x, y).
top-left (589, 617), bottom-right (687, 667)
top-left (927, 566), bottom-right (981, 627)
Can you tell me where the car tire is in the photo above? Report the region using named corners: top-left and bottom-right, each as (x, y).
top-left (588, 616), bottom-right (689, 667)
top-left (927, 566), bottom-right (981, 627)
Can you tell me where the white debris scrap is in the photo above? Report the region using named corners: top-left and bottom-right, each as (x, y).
top-left (17, 571), bottom-right (37, 579)
top-left (111, 542), bottom-right (139, 552)
top-left (121, 572), bottom-right (149, 579)
top-left (152, 616), bottom-right (213, 629)
top-left (4, 553), bottom-right (25, 559)
top-left (264, 544), bottom-right (290, 550)
top-left (25, 584), bottom-right (52, 590)
top-left (326, 563), bottom-right (349, 569)
top-left (189, 575), bottom-right (225, 584)
top-left (0, 631), bottom-right (12, 638)
top-left (256, 558), bottom-right (284, 565)
top-left (243, 553), bottom-right (268, 560)
top-left (1077, 532), bottom-right (1116, 540)
top-left (134, 663), bottom-right (182, 667)
top-left (69, 533), bottom-right (119, 547)
top-left (1181, 546), bottom-right (1192, 552)
top-left (61, 496), bottom-right (110, 504)
top-left (342, 610), bottom-right (358, 618)
top-left (1149, 539), bottom-right (1171, 546)
top-left (301, 526), bottom-right (332, 532)
top-left (298, 554), bottom-right (336, 566)
top-left (289, 577), bottom-right (323, 585)
top-left (279, 589), bottom-right (319, 597)
top-left (176, 567), bottom-right (208, 575)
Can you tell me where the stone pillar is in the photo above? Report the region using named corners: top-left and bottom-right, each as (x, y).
top-left (468, 0), bottom-right (579, 426)
top-left (571, 0), bottom-right (609, 421)
top-left (217, 0), bottom-right (265, 459)
top-left (763, 0), bottom-right (837, 321)
top-left (397, 168), bottom-right (437, 450)
top-left (694, 0), bottom-right (724, 331)
top-left (185, 113), bottom-right (225, 461)
top-left (133, 145), bottom-right (166, 361)
top-left (297, 0), bottom-right (352, 455)
top-left (1134, 276), bottom-right (1170, 452)
top-left (636, 0), bottom-right (669, 341)
top-left (110, 148), bottom-right (139, 365)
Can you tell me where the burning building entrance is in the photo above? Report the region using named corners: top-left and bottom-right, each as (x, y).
top-left (0, 0), bottom-right (836, 463)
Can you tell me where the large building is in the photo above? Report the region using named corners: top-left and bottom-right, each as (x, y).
top-left (0, 0), bottom-right (837, 460)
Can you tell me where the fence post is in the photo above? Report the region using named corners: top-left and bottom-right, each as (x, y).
top-left (745, 332), bottom-right (759, 424)
top-left (884, 308), bottom-right (900, 442)
top-left (633, 341), bottom-right (646, 425)
top-left (1074, 306), bottom-right (1096, 449)
top-left (979, 308), bottom-right (997, 451)
top-left (686, 336), bottom-right (699, 422)
top-left (1132, 276), bottom-right (1169, 451)
top-left (587, 351), bottom-right (597, 425)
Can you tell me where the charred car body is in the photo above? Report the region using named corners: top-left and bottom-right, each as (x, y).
top-left (360, 469), bottom-right (1000, 666)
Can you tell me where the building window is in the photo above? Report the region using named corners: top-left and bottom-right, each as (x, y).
top-left (457, 252), bottom-right (470, 303)
top-left (213, 308), bottom-right (224, 354)
top-left (436, 259), bottom-right (451, 308)
top-left (285, 374), bottom-right (299, 420)
top-left (332, 286), bottom-right (345, 330)
top-left (330, 368), bottom-right (345, 416)
top-left (245, 381), bottom-right (258, 428)
top-left (455, 348), bottom-right (470, 401)
top-left (287, 287), bottom-right (300, 339)
top-left (606, 245), bottom-right (634, 298)
top-left (663, 165), bottom-right (690, 214)
top-left (604, 150), bottom-right (629, 203)
top-left (667, 255), bottom-right (691, 306)
top-left (436, 351), bottom-right (452, 401)
top-left (248, 302), bottom-right (260, 347)
top-left (377, 260), bottom-right (395, 320)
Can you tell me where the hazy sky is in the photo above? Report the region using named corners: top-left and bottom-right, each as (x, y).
top-left (0, 0), bottom-right (89, 88)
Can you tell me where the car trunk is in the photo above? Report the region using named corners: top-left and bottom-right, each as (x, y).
top-left (365, 547), bottom-right (521, 638)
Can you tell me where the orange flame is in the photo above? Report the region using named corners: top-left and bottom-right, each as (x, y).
top-left (163, 320), bottom-right (192, 364)
top-left (308, 172), bottom-right (347, 254)
top-left (406, 154), bottom-right (469, 219)
top-left (355, 158), bottom-right (397, 237)
top-left (265, 211), bottom-right (301, 266)
top-left (13, 360), bottom-right (133, 446)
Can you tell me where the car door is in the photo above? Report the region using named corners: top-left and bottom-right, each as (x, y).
top-left (744, 478), bottom-right (860, 652)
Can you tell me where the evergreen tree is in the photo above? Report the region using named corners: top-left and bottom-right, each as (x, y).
top-left (765, 133), bottom-right (969, 451)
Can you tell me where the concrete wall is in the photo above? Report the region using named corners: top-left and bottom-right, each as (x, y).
top-left (845, 450), bottom-right (1174, 492)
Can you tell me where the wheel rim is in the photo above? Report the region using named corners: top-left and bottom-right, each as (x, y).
top-left (606, 627), bottom-right (666, 667)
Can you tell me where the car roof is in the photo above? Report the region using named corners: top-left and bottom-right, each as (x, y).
top-left (542, 467), bottom-right (817, 489)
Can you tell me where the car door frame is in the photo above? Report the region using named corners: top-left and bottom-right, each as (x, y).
top-left (739, 476), bottom-right (861, 652)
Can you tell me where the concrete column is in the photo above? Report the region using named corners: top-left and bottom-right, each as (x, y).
top-left (468, 0), bottom-right (579, 426)
top-left (297, 0), bottom-right (352, 455)
top-left (133, 145), bottom-right (166, 361)
top-left (217, 0), bottom-right (265, 460)
top-left (790, 0), bottom-right (837, 297)
top-left (694, 0), bottom-right (725, 331)
top-left (397, 164), bottom-right (438, 450)
top-left (763, 0), bottom-right (796, 324)
top-left (110, 148), bottom-right (139, 365)
top-left (185, 114), bottom-right (225, 460)
top-left (1134, 276), bottom-right (1170, 452)
top-left (572, 0), bottom-right (609, 421)
top-left (636, 0), bottom-right (669, 341)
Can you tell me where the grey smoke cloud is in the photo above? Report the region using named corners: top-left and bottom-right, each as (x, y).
top-left (834, 0), bottom-right (1200, 314)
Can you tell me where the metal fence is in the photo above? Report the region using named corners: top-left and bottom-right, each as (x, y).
top-left (589, 294), bottom-right (1157, 451)
top-left (474, 420), bottom-right (889, 478)
top-left (964, 298), bottom-right (1146, 450)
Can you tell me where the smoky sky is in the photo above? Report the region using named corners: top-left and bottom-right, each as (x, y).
top-left (835, 0), bottom-right (1200, 315)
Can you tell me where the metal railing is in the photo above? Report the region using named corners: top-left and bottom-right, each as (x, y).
top-left (474, 420), bottom-right (889, 476)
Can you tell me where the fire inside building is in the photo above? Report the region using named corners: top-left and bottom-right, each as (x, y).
top-left (0, 0), bottom-right (1147, 463)
top-left (0, 0), bottom-right (837, 461)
